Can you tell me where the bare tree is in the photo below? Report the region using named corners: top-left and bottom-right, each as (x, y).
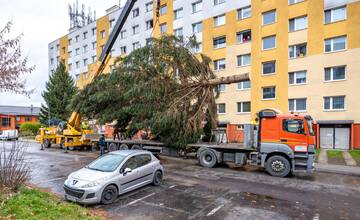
top-left (0, 21), bottom-right (34, 96)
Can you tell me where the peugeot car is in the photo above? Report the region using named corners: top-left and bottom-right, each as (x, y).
top-left (63, 150), bottom-right (164, 204)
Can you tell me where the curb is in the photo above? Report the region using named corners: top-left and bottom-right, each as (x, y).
top-left (161, 155), bottom-right (360, 177)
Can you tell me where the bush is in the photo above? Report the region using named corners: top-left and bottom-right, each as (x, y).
top-left (19, 123), bottom-right (42, 136)
top-left (0, 142), bottom-right (30, 192)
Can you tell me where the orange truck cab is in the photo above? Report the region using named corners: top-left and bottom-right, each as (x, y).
top-left (196, 109), bottom-right (316, 177)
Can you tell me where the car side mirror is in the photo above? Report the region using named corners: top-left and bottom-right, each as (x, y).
top-left (123, 168), bottom-right (132, 176)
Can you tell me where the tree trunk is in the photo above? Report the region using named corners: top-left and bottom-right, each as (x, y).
top-left (207, 73), bottom-right (250, 86)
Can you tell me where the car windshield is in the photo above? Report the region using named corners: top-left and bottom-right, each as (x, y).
top-left (87, 154), bottom-right (126, 172)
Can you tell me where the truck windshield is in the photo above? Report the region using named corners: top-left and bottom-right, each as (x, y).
top-left (306, 117), bottom-right (315, 136)
top-left (87, 154), bottom-right (126, 172)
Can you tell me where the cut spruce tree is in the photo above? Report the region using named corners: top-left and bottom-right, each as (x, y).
top-left (39, 63), bottom-right (78, 124)
top-left (71, 36), bottom-right (249, 148)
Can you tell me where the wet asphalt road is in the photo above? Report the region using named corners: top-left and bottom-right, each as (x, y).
top-left (2, 141), bottom-right (360, 220)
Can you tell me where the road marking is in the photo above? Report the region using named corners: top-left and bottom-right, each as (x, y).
top-left (127, 193), bottom-right (155, 206)
top-left (206, 204), bottom-right (224, 216)
top-left (169, 185), bottom-right (176, 188)
top-left (34, 177), bottom-right (66, 184)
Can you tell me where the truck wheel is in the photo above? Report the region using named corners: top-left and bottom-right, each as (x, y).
top-left (119, 144), bottom-right (129, 150)
top-left (131, 144), bottom-right (141, 150)
top-left (199, 149), bottom-right (217, 168)
top-left (68, 146), bottom-right (75, 151)
top-left (44, 139), bottom-right (51, 148)
top-left (266, 155), bottom-right (291, 178)
top-left (108, 143), bottom-right (118, 151)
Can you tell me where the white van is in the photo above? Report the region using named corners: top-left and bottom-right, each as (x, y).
top-left (0, 129), bottom-right (19, 141)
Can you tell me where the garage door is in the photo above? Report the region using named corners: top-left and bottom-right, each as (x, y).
top-left (335, 128), bottom-right (350, 150)
top-left (320, 128), bottom-right (334, 149)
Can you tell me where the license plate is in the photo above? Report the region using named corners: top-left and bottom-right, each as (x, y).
top-left (65, 194), bottom-right (78, 202)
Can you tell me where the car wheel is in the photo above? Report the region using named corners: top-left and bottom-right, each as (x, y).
top-left (199, 149), bottom-right (217, 168)
top-left (119, 144), bottom-right (129, 150)
top-left (152, 170), bottom-right (163, 186)
top-left (108, 143), bottom-right (118, 151)
top-left (101, 185), bottom-right (118, 204)
top-left (266, 155), bottom-right (291, 178)
top-left (131, 144), bottom-right (142, 150)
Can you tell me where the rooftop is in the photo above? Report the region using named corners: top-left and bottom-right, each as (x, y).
top-left (0, 105), bottom-right (41, 116)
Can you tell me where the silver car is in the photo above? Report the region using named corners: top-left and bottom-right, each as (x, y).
top-left (63, 150), bottom-right (164, 204)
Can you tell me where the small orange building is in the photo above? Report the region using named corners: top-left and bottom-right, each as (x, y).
top-left (0, 105), bottom-right (40, 131)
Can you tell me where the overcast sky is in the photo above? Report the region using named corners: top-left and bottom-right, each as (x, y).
top-left (0, 0), bottom-right (121, 108)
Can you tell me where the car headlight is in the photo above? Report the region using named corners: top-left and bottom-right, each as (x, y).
top-left (80, 176), bottom-right (112, 188)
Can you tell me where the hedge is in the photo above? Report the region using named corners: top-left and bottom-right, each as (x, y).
top-left (19, 123), bottom-right (42, 136)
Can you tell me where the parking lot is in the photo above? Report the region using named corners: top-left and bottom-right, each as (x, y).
top-left (4, 141), bottom-right (360, 219)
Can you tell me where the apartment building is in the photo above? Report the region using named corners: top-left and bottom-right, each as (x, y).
top-left (48, 0), bottom-right (360, 149)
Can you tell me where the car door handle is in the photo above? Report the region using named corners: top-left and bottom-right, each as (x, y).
top-left (280, 139), bottom-right (288, 142)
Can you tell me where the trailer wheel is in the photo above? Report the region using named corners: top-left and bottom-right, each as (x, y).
top-left (266, 155), bottom-right (291, 178)
top-left (199, 149), bottom-right (217, 168)
top-left (108, 143), bottom-right (118, 151)
top-left (119, 144), bottom-right (129, 150)
top-left (44, 139), bottom-right (51, 148)
top-left (68, 146), bottom-right (75, 151)
top-left (131, 144), bottom-right (142, 150)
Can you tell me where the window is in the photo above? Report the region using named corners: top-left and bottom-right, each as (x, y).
top-left (92, 27), bottom-right (96, 36)
top-left (192, 22), bottom-right (202, 33)
top-left (75, 74), bottom-right (80, 80)
top-left (325, 6), bottom-right (346, 24)
top-left (174, 8), bottom-right (183, 20)
top-left (0, 118), bottom-right (11, 127)
top-left (146, 38), bottom-right (153, 46)
top-left (75, 48), bottom-right (80, 56)
top-left (289, 43), bottom-right (307, 58)
top-left (56, 56), bottom-right (60, 64)
top-left (289, 98), bottom-right (307, 112)
top-left (100, 30), bottom-right (106, 39)
top-left (262, 86), bottom-right (276, 99)
top-left (68, 38), bottom-right (72, 45)
top-left (324, 96), bottom-right (345, 110)
top-left (120, 30), bottom-right (126, 39)
top-left (160, 5), bottom-right (167, 15)
top-left (68, 63), bottom-right (72, 70)
top-left (237, 30), bottom-right (251, 44)
top-left (262, 35), bottom-right (276, 50)
top-left (83, 31), bottom-right (88, 39)
top-left (92, 41), bottom-right (96, 49)
top-left (192, 1), bottom-right (202, 13)
top-left (237, 6), bottom-right (251, 20)
top-left (50, 58), bottom-right (54, 65)
top-left (214, 59), bottom-right (226, 70)
top-left (289, 16), bottom-right (307, 32)
top-left (324, 36), bottom-right (346, 52)
top-left (83, 44), bottom-right (88, 53)
top-left (237, 102), bottom-right (251, 113)
top-left (92, 55), bottom-right (96, 63)
top-left (68, 51), bottom-right (72, 58)
top-left (214, 0), bottom-right (225, 5)
top-left (325, 66), bottom-right (346, 81)
top-left (262, 61), bottom-right (275, 74)
top-left (56, 44), bottom-right (60, 51)
top-left (193, 42), bottom-right (202, 53)
top-left (132, 25), bottom-right (140, 35)
top-left (216, 84), bottom-right (226, 92)
top-left (283, 119), bottom-right (305, 134)
top-left (217, 103), bottom-right (226, 114)
top-left (237, 54), bottom-right (251, 66)
top-left (83, 58), bottom-right (88, 66)
top-left (146, 2), bottom-right (153, 12)
top-left (83, 72), bottom-right (88, 79)
top-left (262, 10), bottom-right (276, 25)
top-left (289, 0), bottom-right (304, 5)
top-left (120, 46), bottom-right (127, 55)
top-left (214, 14), bottom-right (226, 27)
top-left (160, 23), bottom-right (167, 34)
top-left (76, 61), bottom-right (80, 69)
top-left (133, 42), bottom-right (140, 50)
top-left (174, 28), bottom-right (183, 39)
top-left (213, 36), bottom-right (226, 49)
top-left (133, 8), bottom-right (139, 17)
top-left (237, 80), bottom-right (251, 90)
top-left (289, 70), bottom-right (307, 85)
top-left (146, 20), bottom-right (153, 30)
